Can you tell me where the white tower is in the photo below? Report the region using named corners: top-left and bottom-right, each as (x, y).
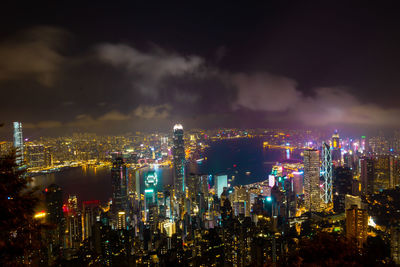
top-left (13, 122), bottom-right (23, 165)
top-left (321, 142), bottom-right (333, 204)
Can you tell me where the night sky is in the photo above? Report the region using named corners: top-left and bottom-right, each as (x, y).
top-left (1, 1), bottom-right (400, 138)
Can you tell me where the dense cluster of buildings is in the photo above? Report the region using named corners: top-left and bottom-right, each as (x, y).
top-left (4, 122), bottom-right (400, 265)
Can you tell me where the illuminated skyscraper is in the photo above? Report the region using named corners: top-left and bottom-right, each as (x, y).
top-left (13, 122), bottom-right (23, 165)
top-left (321, 142), bottom-right (333, 204)
top-left (173, 124), bottom-right (185, 196)
top-left (45, 184), bottom-right (64, 227)
top-left (333, 167), bottom-right (353, 213)
top-left (186, 173), bottom-right (199, 200)
top-left (82, 200), bottom-right (100, 239)
top-left (331, 130), bottom-right (341, 165)
top-left (144, 171), bottom-right (157, 223)
top-left (360, 157), bottom-right (374, 195)
top-left (111, 158), bottom-right (128, 215)
top-left (215, 174), bottom-right (228, 198)
top-left (44, 184), bottom-right (65, 260)
top-left (361, 135), bottom-right (367, 153)
top-left (117, 211), bottom-right (126, 230)
top-left (303, 149), bottom-right (321, 212)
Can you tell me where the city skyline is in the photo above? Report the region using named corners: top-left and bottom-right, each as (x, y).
top-left (2, 2), bottom-right (400, 137)
top-left (2, 121), bottom-right (400, 265)
top-left (3, 2), bottom-right (400, 265)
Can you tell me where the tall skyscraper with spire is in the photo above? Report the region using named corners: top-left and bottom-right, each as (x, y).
top-left (13, 122), bottom-right (23, 165)
top-left (173, 124), bottom-right (185, 196)
top-left (331, 130), bottom-right (341, 165)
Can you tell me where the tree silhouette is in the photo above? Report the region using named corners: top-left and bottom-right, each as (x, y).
top-left (285, 232), bottom-right (362, 266)
top-left (0, 152), bottom-right (41, 265)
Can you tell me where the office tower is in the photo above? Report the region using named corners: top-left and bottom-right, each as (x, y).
top-left (111, 157), bottom-right (128, 214)
top-left (65, 195), bottom-right (81, 250)
top-left (346, 205), bottom-right (368, 248)
top-left (331, 130), bottom-right (341, 165)
top-left (321, 142), bottom-right (333, 204)
top-left (82, 200), bottom-right (101, 239)
top-left (186, 173), bottom-right (197, 200)
top-left (215, 174), bottom-right (228, 198)
top-left (343, 153), bottom-right (354, 169)
top-left (303, 149), bottom-right (321, 212)
top-left (13, 122), bottom-right (23, 165)
top-left (65, 212), bottom-right (81, 249)
top-left (333, 167), bottom-right (353, 213)
top-left (45, 184), bottom-right (64, 226)
top-left (200, 175), bottom-right (210, 197)
top-left (283, 177), bottom-right (297, 219)
top-left (291, 170), bottom-right (304, 195)
top-left (173, 124), bottom-right (185, 196)
top-left (135, 169), bottom-right (141, 199)
top-left (144, 188), bottom-right (156, 222)
top-left (144, 171), bottom-right (157, 223)
top-left (360, 157), bottom-right (374, 195)
top-left (44, 184), bottom-right (65, 261)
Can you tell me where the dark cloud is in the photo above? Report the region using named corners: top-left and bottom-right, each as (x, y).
top-left (96, 43), bottom-right (204, 97)
top-left (294, 87), bottom-right (400, 126)
top-left (0, 26), bottom-right (68, 86)
top-left (1, 16), bottom-right (400, 137)
top-left (231, 72), bottom-right (300, 112)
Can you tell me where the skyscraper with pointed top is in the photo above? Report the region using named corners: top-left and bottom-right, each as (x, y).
top-left (331, 130), bottom-right (341, 165)
top-left (321, 142), bottom-right (333, 204)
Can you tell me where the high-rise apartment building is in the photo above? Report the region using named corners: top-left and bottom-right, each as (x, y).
top-left (360, 157), bottom-right (374, 195)
top-left (346, 205), bottom-right (368, 248)
top-left (173, 124), bottom-right (185, 196)
top-left (374, 155), bottom-right (391, 190)
top-left (303, 149), bottom-right (321, 212)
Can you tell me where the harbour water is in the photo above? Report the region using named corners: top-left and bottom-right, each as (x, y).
top-left (30, 138), bottom-right (302, 204)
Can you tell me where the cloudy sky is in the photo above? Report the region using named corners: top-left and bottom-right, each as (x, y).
top-left (1, 1), bottom-right (400, 138)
